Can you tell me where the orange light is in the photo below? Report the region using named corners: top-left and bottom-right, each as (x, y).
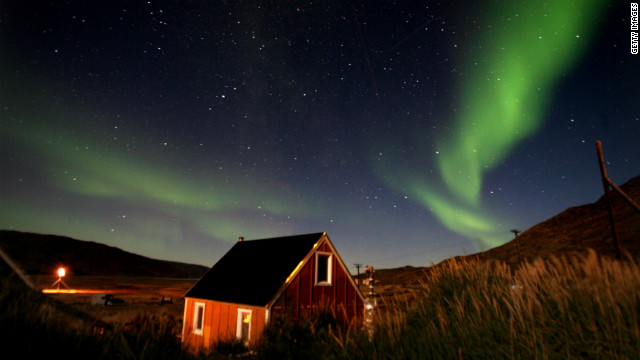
top-left (285, 260), bottom-right (304, 283)
top-left (243, 313), bottom-right (251, 323)
top-left (57, 268), bottom-right (66, 277)
top-left (42, 289), bottom-right (78, 294)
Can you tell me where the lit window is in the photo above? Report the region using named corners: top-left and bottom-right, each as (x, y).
top-left (193, 302), bottom-right (205, 335)
top-left (236, 309), bottom-right (252, 342)
top-left (315, 252), bottom-right (332, 285)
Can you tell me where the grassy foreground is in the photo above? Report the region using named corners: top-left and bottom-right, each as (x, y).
top-left (1, 250), bottom-right (638, 359)
top-left (365, 251), bottom-right (640, 359)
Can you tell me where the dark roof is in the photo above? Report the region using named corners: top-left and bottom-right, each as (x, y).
top-left (184, 233), bottom-right (324, 306)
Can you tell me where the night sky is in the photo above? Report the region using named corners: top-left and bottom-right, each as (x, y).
top-left (1, 0), bottom-right (638, 270)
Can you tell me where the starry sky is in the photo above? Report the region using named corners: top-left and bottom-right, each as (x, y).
top-left (1, 0), bottom-right (639, 270)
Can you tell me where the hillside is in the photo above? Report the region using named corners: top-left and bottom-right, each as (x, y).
top-left (477, 174), bottom-right (640, 266)
top-left (367, 174), bottom-right (640, 293)
top-left (0, 231), bottom-right (208, 278)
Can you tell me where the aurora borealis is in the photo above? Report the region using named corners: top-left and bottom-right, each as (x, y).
top-left (1, 1), bottom-right (638, 269)
top-left (373, 0), bottom-right (615, 247)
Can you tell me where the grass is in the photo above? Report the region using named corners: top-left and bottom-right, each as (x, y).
top-left (2, 250), bottom-right (639, 359)
top-left (358, 250), bottom-right (640, 359)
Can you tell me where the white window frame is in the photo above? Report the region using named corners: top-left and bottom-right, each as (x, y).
top-left (236, 309), bottom-right (252, 342)
top-left (193, 302), bottom-right (205, 335)
top-left (314, 252), bottom-right (333, 286)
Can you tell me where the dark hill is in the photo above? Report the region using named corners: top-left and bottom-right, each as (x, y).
top-left (477, 175), bottom-right (640, 266)
top-left (0, 231), bottom-right (208, 278)
top-left (367, 174), bottom-right (640, 290)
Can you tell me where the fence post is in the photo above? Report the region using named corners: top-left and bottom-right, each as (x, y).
top-left (595, 141), bottom-right (622, 259)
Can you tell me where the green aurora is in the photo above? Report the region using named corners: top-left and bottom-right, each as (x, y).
top-left (0, 100), bottom-right (320, 250)
top-left (374, 0), bottom-right (608, 247)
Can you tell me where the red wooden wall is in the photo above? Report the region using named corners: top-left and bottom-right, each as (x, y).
top-left (182, 298), bottom-right (266, 351)
top-left (271, 241), bottom-right (364, 325)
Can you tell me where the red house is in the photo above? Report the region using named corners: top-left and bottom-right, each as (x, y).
top-left (181, 232), bottom-right (365, 351)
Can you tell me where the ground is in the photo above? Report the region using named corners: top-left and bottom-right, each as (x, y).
top-left (33, 275), bottom-right (197, 324)
top-left (33, 275), bottom-right (395, 326)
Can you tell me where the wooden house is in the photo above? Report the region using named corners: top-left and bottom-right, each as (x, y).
top-left (181, 232), bottom-right (365, 351)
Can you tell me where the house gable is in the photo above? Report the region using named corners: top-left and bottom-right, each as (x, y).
top-left (267, 235), bottom-right (366, 322)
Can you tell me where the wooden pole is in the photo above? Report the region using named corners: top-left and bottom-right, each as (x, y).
top-left (606, 177), bottom-right (640, 214)
top-left (595, 141), bottom-right (622, 259)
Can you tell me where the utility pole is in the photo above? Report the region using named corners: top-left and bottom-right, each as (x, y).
top-left (354, 263), bottom-right (362, 285)
top-left (511, 229), bottom-right (522, 263)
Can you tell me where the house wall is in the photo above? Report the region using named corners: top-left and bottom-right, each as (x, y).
top-left (271, 241), bottom-right (364, 325)
top-left (182, 298), bottom-right (266, 351)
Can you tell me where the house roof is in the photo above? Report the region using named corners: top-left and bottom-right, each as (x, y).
top-left (184, 232), bottom-right (325, 306)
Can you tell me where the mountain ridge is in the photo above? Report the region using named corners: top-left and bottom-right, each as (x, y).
top-left (476, 174), bottom-right (640, 266)
top-left (0, 230), bottom-right (209, 278)
top-left (367, 174), bottom-right (640, 289)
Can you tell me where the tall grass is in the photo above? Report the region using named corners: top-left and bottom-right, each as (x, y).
top-left (332, 250), bottom-right (640, 359)
top-left (2, 250), bottom-right (638, 359)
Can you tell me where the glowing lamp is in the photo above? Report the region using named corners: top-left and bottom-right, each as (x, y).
top-left (50, 266), bottom-right (70, 291)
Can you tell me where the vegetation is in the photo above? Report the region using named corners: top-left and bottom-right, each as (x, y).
top-left (365, 251), bottom-right (640, 359)
top-left (0, 271), bottom-right (189, 360)
top-left (2, 250), bottom-right (638, 359)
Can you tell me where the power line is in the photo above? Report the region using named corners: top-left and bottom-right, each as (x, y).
top-left (362, 240), bottom-right (471, 265)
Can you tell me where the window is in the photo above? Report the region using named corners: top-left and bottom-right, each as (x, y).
top-left (236, 309), bottom-right (252, 342)
top-left (193, 302), bottom-right (205, 335)
top-left (315, 252), bottom-right (333, 285)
